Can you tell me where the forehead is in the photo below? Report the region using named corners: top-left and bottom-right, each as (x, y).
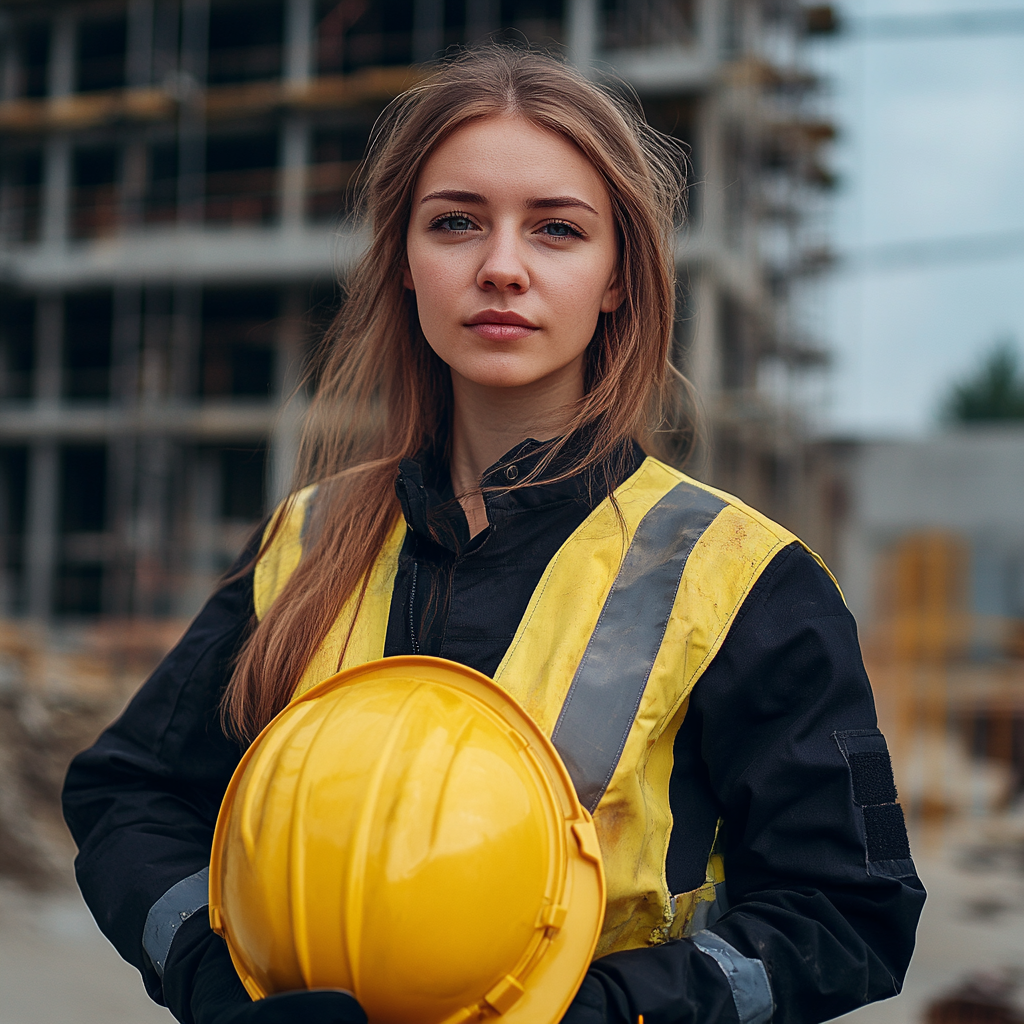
top-left (414, 115), bottom-right (610, 209)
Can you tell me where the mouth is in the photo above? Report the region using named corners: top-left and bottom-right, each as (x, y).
top-left (465, 309), bottom-right (539, 341)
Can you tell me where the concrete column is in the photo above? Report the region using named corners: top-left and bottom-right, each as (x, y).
top-left (566, 0), bottom-right (599, 71)
top-left (120, 140), bottom-right (148, 230)
top-left (41, 135), bottom-right (71, 247)
top-left (688, 270), bottom-right (720, 400)
top-left (695, 93), bottom-right (722, 247)
top-left (26, 295), bottom-right (64, 620)
top-left (34, 294), bottom-right (63, 403)
top-left (1, 30), bottom-right (20, 101)
top-left (281, 116), bottom-right (309, 231)
top-left (141, 286), bottom-right (170, 403)
top-left (284, 0), bottom-right (314, 84)
top-left (169, 284), bottom-right (201, 400)
top-left (412, 0), bottom-right (443, 63)
top-left (132, 286), bottom-right (178, 614)
top-left (105, 287), bottom-right (142, 617)
top-left (105, 434), bottom-right (137, 615)
top-left (127, 0), bottom-right (155, 88)
top-left (152, 0), bottom-right (181, 86)
top-left (26, 443), bottom-right (59, 619)
top-left (182, 447), bottom-right (221, 614)
top-left (178, 0), bottom-right (209, 225)
top-left (697, 0), bottom-right (723, 59)
top-left (48, 11), bottom-right (76, 98)
top-left (133, 436), bottom-right (170, 615)
top-left (111, 285), bottom-right (142, 406)
top-left (270, 286), bottom-right (307, 505)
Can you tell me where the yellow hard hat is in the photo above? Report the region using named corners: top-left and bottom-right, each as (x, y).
top-left (209, 655), bottom-right (605, 1024)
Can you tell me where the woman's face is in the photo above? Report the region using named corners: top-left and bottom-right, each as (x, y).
top-left (405, 115), bottom-right (622, 397)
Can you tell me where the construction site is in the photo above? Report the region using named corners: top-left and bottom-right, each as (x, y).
top-left (1, 2), bottom-right (1023, 1023)
top-left (0, 0), bottom-right (835, 873)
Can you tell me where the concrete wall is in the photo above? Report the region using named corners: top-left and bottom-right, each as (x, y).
top-left (839, 426), bottom-right (1024, 623)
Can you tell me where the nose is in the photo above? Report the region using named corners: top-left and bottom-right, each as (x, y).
top-left (476, 227), bottom-right (530, 294)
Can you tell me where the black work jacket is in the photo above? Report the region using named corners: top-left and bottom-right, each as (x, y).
top-left (63, 441), bottom-right (925, 1024)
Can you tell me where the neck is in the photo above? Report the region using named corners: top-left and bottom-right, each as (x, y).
top-left (448, 367), bottom-right (583, 537)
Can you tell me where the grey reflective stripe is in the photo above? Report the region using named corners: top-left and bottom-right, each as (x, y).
top-left (142, 867), bottom-right (210, 979)
top-left (681, 881), bottom-right (730, 937)
top-left (692, 931), bottom-right (774, 1024)
top-left (551, 481), bottom-right (726, 811)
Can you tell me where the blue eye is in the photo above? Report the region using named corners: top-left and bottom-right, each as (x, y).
top-left (540, 221), bottom-right (581, 239)
top-left (431, 212), bottom-right (477, 232)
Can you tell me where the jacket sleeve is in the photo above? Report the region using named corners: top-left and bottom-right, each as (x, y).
top-left (579, 542), bottom-right (926, 1024)
top-left (61, 534), bottom-right (260, 1004)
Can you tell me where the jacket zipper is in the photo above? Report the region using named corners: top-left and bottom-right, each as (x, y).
top-left (408, 559), bottom-right (420, 655)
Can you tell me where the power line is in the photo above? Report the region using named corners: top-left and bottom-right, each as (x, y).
top-left (841, 230), bottom-right (1024, 270)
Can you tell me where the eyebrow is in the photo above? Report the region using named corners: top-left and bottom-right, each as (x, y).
top-left (419, 189), bottom-right (599, 216)
top-left (526, 196), bottom-right (599, 216)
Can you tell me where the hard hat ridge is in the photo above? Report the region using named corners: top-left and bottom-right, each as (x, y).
top-left (210, 656), bottom-right (605, 1024)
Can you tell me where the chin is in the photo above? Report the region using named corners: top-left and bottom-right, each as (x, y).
top-left (454, 360), bottom-right (555, 392)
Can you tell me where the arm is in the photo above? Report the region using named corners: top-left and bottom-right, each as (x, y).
top-left (62, 535), bottom-right (367, 1024)
top-left (565, 543), bottom-right (926, 1024)
top-left (62, 539), bottom-right (259, 1015)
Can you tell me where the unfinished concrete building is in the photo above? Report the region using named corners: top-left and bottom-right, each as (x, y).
top-left (0, 0), bottom-right (833, 619)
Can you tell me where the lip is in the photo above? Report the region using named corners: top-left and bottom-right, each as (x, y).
top-left (466, 310), bottom-right (539, 328)
top-left (465, 309), bottom-right (539, 342)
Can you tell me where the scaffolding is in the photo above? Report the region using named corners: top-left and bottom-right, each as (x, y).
top-left (0, 0), bottom-right (835, 620)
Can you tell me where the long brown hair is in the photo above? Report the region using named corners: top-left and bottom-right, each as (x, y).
top-left (222, 46), bottom-right (693, 742)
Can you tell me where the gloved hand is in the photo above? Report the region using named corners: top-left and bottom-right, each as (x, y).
top-left (162, 913), bottom-right (366, 1024)
top-left (209, 990), bottom-right (367, 1024)
top-left (560, 972), bottom-right (632, 1024)
top-left (561, 976), bottom-right (610, 1024)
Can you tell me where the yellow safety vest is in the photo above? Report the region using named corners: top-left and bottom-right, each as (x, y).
top-left (253, 456), bottom-right (837, 958)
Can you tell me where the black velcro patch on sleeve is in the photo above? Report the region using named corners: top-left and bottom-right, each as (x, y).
top-left (848, 750), bottom-right (898, 806)
top-left (863, 803), bottom-right (911, 862)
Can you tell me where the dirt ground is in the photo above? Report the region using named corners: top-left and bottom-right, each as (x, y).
top-left (836, 814), bottom-right (1024, 1024)
top-left (2, 813), bottom-right (1024, 1024)
top-left (0, 880), bottom-right (173, 1024)
top-left (1, 619), bottom-right (1022, 1023)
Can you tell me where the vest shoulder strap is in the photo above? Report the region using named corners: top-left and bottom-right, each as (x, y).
top-left (502, 457), bottom-right (839, 812)
top-left (253, 484), bottom-right (318, 621)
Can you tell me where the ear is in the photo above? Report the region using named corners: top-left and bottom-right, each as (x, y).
top-left (600, 271), bottom-right (624, 313)
top-left (402, 263), bottom-right (415, 291)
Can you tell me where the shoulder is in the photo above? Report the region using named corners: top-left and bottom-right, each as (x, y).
top-left (632, 456), bottom-right (842, 599)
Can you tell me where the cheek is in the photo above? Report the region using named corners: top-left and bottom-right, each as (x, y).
top-left (554, 258), bottom-right (616, 322)
top-left (406, 246), bottom-right (461, 307)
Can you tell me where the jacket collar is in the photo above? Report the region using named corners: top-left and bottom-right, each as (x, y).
top-left (395, 432), bottom-right (644, 554)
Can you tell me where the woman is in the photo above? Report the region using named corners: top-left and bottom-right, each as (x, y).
top-left (63, 47), bottom-right (924, 1024)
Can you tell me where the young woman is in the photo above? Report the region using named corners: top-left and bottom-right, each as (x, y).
top-left (63, 47), bottom-right (924, 1024)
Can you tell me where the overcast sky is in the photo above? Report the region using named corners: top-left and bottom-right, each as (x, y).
top-left (804, 0), bottom-right (1024, 437)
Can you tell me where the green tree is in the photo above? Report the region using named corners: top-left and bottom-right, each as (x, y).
top-left (943, 339), bottom-right (1024, 422)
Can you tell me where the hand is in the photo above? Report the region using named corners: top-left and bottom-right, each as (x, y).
top-left (215, 990), bottom-right (367, 1024)
top-left (561, 976), bottom-right (611, 1024)
top-left (165, 914), bottom-right (367, 1024)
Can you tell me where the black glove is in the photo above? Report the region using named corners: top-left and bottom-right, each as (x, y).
top-left (162, 913), bottom-right (366, 1024)
top-left (561, 973), bottom-right (631, 1024)
top-left (208, 990), bottom-right (368, 1024)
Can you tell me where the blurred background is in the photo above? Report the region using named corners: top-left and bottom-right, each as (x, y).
top-left (0, 1), bottom-right (1022, 1021)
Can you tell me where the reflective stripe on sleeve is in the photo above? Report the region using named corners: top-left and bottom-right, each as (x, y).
top-left (692, 930), bottom-right (774, 1024)
top-left (551, 481), bottom-right (726, 812)
top-left (142, 867), bottom-right (210, 979)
